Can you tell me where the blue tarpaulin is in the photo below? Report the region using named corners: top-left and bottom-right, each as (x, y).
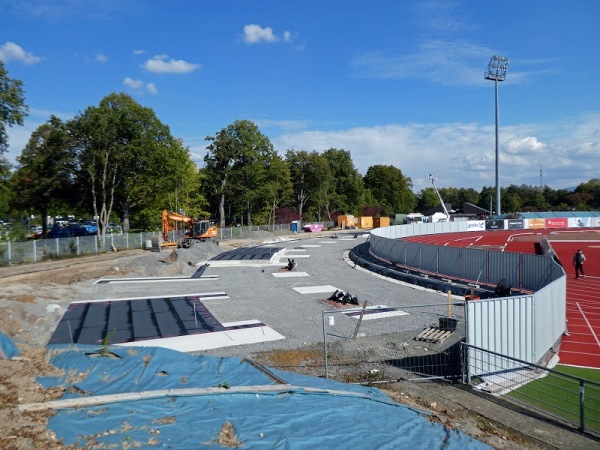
top-left (39, 345), bottom-right (491, 449)
top-left (0, 331), bottom-right (19, 359)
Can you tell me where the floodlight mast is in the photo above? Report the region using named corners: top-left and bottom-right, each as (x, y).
top-left (484, 55), bottom-right (509, 217)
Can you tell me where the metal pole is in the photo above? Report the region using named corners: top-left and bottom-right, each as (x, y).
top-left (495, 77), bottom-right (501, 216)
top-left (322, 311), bottom-right (329, 379)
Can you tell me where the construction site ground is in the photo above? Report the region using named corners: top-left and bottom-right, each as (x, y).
top-left (0, 229), bottom-right (598, 449)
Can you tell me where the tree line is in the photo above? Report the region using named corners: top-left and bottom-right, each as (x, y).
top-left (1, 62), bottom-right (599, 242)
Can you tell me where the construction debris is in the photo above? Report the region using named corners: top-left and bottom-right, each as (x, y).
top-left (327, 290), bottom-right (359, 306)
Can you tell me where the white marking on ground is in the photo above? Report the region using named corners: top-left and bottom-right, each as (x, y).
top-left (74, 292), bottom-right (229, 304)
top-left (343, 306), bottom-right (409, 320)
top-left (298, 244), bottom-right (322, 248)
top-left (293, 285), bottom-right (338, 294)
top-left (272, 271), bottom-right (310, 278)
top-left (117, 321), bottom-right (284, 352)
top-left (576, 302), bottom-right (600, 349)
top-left (95, 276), bottom-right (218, 284)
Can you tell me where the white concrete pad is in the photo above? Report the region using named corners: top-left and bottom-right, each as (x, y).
top-left (279, 254), bottom-right (310, 258)
top-left (272, 271), bottom-right (310, 278)
top-left (76, 292), bottom-right (229, 304)
top-left (343, 305), bottom-right (409, 320)
top-left (95, 275), bottom-right (218, 284)
top-left (293, 285), bottom-right (338, 294)
top-left (117, 320), bottom-right (285, 352)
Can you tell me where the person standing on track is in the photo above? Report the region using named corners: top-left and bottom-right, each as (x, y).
top-left (573, 249), bottom-right (586, 279)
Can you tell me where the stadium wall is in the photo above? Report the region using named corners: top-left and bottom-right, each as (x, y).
top-left (369, 221), bottom-right (568, 367)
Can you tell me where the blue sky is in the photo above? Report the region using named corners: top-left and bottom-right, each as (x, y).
top-left (1, 0), bottom-right (599, 192)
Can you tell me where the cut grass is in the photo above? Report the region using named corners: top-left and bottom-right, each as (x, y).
top-left (508, 365), bottom-right (600, 433)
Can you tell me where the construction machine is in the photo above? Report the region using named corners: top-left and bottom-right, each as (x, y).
top-left (428, 173), bottom-right (451, 222)
top-left (161, 209), bottom-right (218, 248)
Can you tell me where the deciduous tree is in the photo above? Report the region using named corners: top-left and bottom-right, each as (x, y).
top-left (0, 61), bottom-right (28, 153)
top-left (12, 116), bottom-right (75, 234)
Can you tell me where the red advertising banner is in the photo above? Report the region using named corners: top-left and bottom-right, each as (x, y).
top-left (545, 217), bottom-right (568, 228)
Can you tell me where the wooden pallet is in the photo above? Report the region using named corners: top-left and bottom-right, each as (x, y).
top-left (414, 327), bottom-right (453, 344)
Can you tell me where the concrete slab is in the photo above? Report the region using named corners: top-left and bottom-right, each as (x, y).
top-left (209, 246), bottom-right (285, 266)
top-left (293, 285), bottom-right (338, 294)
top-left (272, 272), bottom-right (310, 278)
top-left (117, 320), bottom-right (284, 352)
top-left (95, 276), bottom-right (218, 284)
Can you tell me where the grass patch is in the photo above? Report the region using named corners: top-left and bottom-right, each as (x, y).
top-left (508, 365), bottom-right (600, 433)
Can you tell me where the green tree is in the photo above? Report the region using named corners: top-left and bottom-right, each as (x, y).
top-left (204, 120), bottom-right (274, 227)
top-left (12, 116), bottom-right (76, 234)
top-left (457, 188), bottom-right (480, 207)
top-left (478, 186), bottom-right (496, 214)
top-left (285, 149), bottom-right (332, 224)
top-left (417, 187), bottom-right (439, 212)
top-left (70, 93), bottom-right (193, 241)
top-left (363, 164), bottom-right (415, 216)
top-left (0, 61), bottom-right (28, 153)
top-left (321, 148), bottom-right (364, 215)
top-left (574, 178), bottom-right (600, 209)
top-left (260, 153), bottom-right (292, 226)
top-left (0, 157), bottom-right (12, 218)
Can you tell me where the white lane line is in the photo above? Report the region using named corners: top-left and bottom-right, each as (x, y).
top-left (576, 302), bottom-right (600, 348)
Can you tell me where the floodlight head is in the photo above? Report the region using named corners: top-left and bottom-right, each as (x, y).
top-left (484, 55), bottom-right (509, 82)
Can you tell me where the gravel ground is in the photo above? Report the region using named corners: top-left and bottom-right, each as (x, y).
top-left (0, 229), bottom-right (598, 449)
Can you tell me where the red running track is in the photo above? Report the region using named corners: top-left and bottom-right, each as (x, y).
top-left (405, 229), bottom-right (600, 369)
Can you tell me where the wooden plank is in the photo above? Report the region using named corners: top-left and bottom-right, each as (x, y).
top-left (415, 327), bottom-right (453, 343)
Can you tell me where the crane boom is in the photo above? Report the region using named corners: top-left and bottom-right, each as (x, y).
top-left (429, 174), bottom-right (450, 222)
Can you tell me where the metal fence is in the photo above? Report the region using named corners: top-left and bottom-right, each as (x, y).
top-left (0, 223), bottom-right (303, 266)
top-left (367, 224), bottom-right (567, 370)
top-left (0, 232), bottom-right (159, 266)
top-left (320, 301), bottom-right (467, 383)
top-left (461, 342), bottom-right (600, 435)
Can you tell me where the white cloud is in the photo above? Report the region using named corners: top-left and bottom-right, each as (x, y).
top-left (95, 53), bottom-right (108, 63)
top-left (143, 54), bottom-right (200, 74)
top-left (123, 77), bottom-right (144, 89)
top-left (505, 136), bottom-right (545, 155)
top-left (123, 77), bottom-right (158, 95)
top-left (243, 24), bottom-right (278, 44)
top-left (0, 41), bottom-right (41, 64)
top-left (242, 24), bottom-right (294, 45)
top-left (271, 113), bottom-right (600, 192)
top-left (146, 83), bottom-right (158, 94)
top-left (132, 49), bottom-right (146, 55)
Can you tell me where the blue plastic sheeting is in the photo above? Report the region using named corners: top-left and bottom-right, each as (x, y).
top-left (42, 345), bottom-right (491, 449)
top-left (0, 331), bottom-right (19, 359)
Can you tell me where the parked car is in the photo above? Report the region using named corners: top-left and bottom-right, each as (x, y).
top-left (47, 224), bottom-right (71, 238)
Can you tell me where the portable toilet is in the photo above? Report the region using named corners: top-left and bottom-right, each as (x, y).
top-left (373, 217), bottom-right (390, 228)
top-left (290, 221), bottom-right (299, 233)
top-left (337, 214), bottom-right (355, 229)
top-left (357, 216), bottom-right (373, 229)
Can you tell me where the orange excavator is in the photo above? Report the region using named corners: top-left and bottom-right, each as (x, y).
top-left (161, 209), bottom-right (218, 248)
